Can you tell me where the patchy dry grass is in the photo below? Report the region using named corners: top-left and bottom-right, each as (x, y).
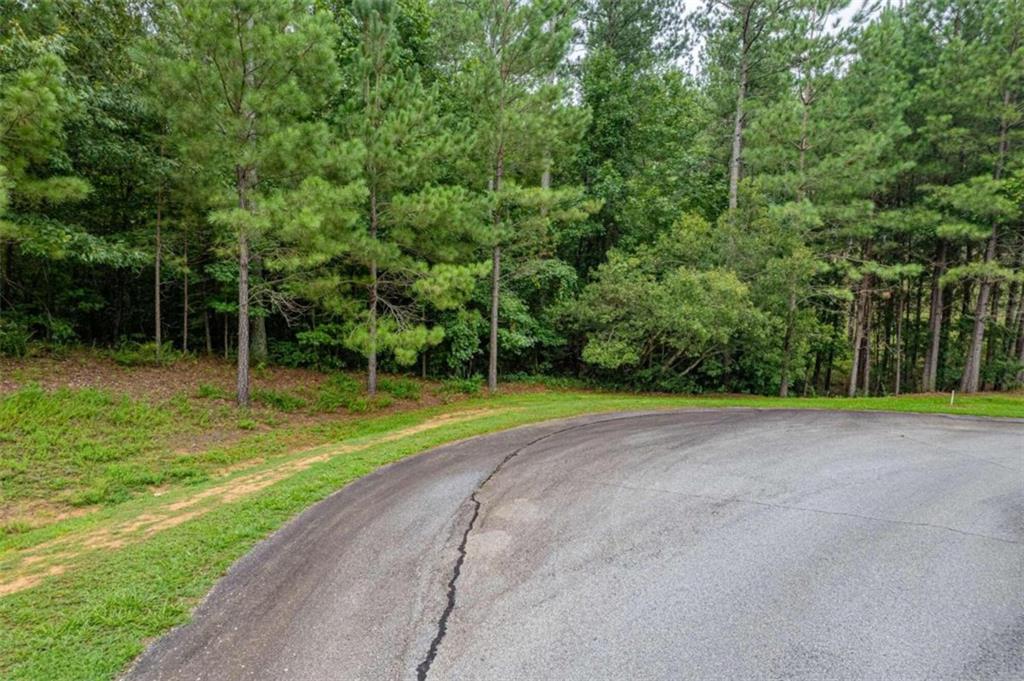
top-left (0, 353), bottom-right (470, 529)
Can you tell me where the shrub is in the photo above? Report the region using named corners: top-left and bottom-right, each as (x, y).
top-left (0, 317), bottom-right (31, 357)
top-left (315, 374), bottom-right (364, 411)
top-left (439, 375), bottom-right (483, 395)
top-left (252, 388), bottom-right (306, 412)
top-left (110, 341), bottom-right (185, 367)
top-left (378, 376), bottom-right (422, 401)
top-left (196, 383), bottom-right (232, 400)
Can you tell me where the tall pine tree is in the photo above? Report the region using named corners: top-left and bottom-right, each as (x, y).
top-left (341, 0), bottom-right (487, 395)
top-left (438, 0), bottom-right (579, 392)
top-left (151, 0), bottom-right (341, 406)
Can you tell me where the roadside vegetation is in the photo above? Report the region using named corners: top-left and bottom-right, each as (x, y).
top-left (0, 351), bottom-right (1020, 680)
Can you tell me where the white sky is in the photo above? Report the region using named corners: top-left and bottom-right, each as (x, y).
top-left (676, 0), bottom-right (881, 74)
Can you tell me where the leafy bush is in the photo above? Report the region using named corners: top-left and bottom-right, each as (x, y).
top-left (270, 324), bottom-right (354, 371)
top-left (252, 388), bottom-right (306, 412)
top-left (378, 376), bottom-right (422, 400)
top-left (439, 375), bottom-right (483, 395)
top-left (43, 316), bottom-right (79, 346)
top-left (505, 372), bottom-right (591, 390)
top-left (314, 373), bottom-right (399, 412)
top-left (0, 317), bottom-right (31, 357)
top-left (110, 341), bottom-right (185, 367)
top-left (315, 373), bottom-right (364, 411)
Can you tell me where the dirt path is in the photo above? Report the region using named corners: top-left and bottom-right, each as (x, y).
top-left (0, 409), bottom-right (498, 597)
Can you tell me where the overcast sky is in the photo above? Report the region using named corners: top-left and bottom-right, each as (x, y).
top-left (673, 0), bottom-right (879, 73)
top-left (680, 0), bottom-right (875, 25)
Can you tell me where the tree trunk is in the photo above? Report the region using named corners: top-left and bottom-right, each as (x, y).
top-left (779, 288), bottom-right (796, 397)
top-left (154, 184), bottom-right (163, 356)
top-left (861, 291), bottom-right (873, 396)
top-left (236, 15), bottom-right (256, 407)
top-left (894, 283), bottom-right (904, 395)
top-left (848, 297), bottom-right (862, 397)
top-left (983, 282), bottom-right (1001, 388)
top-left (235, 164), bottom-right (255, 407)
top-left (848, 276), bottom-right (870, 397)
top-left (368, 189), bottom-right (379, 396)
top-left (1004, 278), bottom-right (1020, 356)
top-left (1009, 296), bottom-right (1024, 387)
top-left (808, 350), bottom-right (821, 396)
top-left (823, 345), bottom-right (834, 395)
top-left (204, 308), bottom-right (212, 355)
top-left (909, 276), bottom-right (923, 391)
top-left (488, 140), bottom-right (505, 394)
top-left (237, 230), bottom-right (251, 407)
top-left (488, 244), bottom-right (501, 393)
top-left (728, 54), bottom-right (748, 211)
top-left (922, 242), bottom-right (946, 391)
top-left (182, 236), bottom-right (189, 353)
top-left (960, 232), bottom-right (997, 393)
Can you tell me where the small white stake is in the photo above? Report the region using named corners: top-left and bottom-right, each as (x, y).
top-left (950, 390), bottom-right (955, 406)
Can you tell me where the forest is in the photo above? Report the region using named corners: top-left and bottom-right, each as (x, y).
top-left (1, 0), bottom-right (1022, 405)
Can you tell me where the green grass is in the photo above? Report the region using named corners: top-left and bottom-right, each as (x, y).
top-left (0, 385), bottom-right (209, 507)
top-left (0, 388), bottom-right (1020, 680)
top-left (0, 376), bottom-right (396, 512)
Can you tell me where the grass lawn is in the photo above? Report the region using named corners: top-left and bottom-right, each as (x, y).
top-left (0, 370), bottom-right (1021, 680)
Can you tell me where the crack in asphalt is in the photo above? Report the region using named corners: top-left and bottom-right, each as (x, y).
top-left (414, 423), bottom-right (585, 680)
top-left (414, 411), bottom-right (739, 680)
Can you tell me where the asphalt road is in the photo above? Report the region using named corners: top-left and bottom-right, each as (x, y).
top-left (123, 410), bottom-right (1024, 681)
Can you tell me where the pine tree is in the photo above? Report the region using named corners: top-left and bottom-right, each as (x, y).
top-left (952, 1), bottom-right (1022, 393)
top-left (341, 0), bottom-right (486, 395)
top-left (151, 0), bottom-right (341, 406)
top-left (438, 0), bottom-right (579, 393)
top-left (743, 0), bottom-right (852, 396)
top-left (696, 0), bottom-right (804, 211)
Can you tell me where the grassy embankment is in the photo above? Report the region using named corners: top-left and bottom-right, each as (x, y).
top-left (0, 356), bottom-right (1021, 680)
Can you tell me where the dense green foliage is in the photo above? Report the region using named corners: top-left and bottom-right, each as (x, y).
top-left (0, 0), bottom-right (1022, 399)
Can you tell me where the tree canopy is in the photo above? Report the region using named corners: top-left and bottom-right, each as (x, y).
top-left (0, 0), bottom-right (1021, 400)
